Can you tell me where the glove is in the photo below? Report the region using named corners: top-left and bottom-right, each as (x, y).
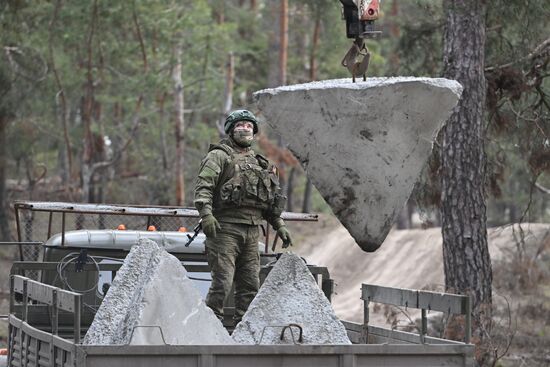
top-left (277, 226), bottom-right (293, 248)
top-left (201, 214), bottom-right (221, 238)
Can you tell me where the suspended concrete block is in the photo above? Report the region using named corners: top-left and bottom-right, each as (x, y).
top-left (83, 238), bottom-right (233, 345)
top-left (254, 77), bottom-right (462, 252)
top-left (232, 253), bottom-right (351, 345)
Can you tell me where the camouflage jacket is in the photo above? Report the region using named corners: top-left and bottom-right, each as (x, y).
top-left (194, 138), bottom-right (286, 229)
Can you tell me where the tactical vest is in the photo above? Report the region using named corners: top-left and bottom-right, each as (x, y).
top-left (210, 144), bottom-right (284, 213)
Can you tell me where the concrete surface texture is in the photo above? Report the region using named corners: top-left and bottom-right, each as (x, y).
top-left (83, 238), bottom-right (232, 345)
top-left (231, 253), bottom-right (351, 345)
top-left (254, 78), bottom-right (462, 252)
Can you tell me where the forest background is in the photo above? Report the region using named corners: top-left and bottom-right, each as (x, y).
top-left (0, 0), bottom-right (549, 365)
top-left (0, 0), bottom-right (548, 231)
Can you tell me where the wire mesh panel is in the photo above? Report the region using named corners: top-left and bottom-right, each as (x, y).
top-left (16, 209), bottom-right (200, 243)
top-left (13, 202), bottom-right (205, 280)
top-left (13, 201), bottom-right (318, 272)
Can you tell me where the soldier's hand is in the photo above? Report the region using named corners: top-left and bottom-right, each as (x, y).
top-left (277, 226), bottom-right (293, 248)
top-left (202, 214), bottom-right (221, 238)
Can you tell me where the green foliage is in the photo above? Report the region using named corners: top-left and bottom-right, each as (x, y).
top-left (484, 0), bottom-right (550, 224)
top-left (2, 0), bottom-right (546, 224)
top-left (390, 0), bottom-right (550, 225)
top-left (380, 0), bottom-right (444, 76)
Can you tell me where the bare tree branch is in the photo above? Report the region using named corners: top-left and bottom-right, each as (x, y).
top-left (48, 0), bottom-right (73, 184)
top-left (132, 2), bottom-right (148, 73)
top-left (535, 181), bottom-right (550, 195)
top-left (485, 37), bottom-right (550, 72)
top-left (90, 96), bottom-right (143, 175)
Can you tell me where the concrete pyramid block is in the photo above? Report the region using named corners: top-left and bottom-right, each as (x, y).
top-left (232, 253), bottom-right (351, 345)
top-left (83, 238), bottom-right (233, 345)
top-left (254, 78), bottom-right (462, 252)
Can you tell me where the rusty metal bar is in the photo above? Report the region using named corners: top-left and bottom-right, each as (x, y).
top-left (22, 279), bottom-right (28, 322)
top-left (9, 276), bottom-right (15, 315)
top-left (362, 292), bottom-right (370, 344)
top-left (52, 289), bottom-right (58, 336)
top-left (14, 205), bottom-right (23, 261)
top-left (13, 201), bottom-right (319, 222)
top-left (420, 309), bottom-right (427, 344)
top-left (74, 294), bottom-right (81, 344)
top-left (265, 226), bottom-right (270, 253)
top-left (61, 212), bottom-right (66, 247)
top-left (465, 297), bottom-right (471, 344)
top-left (47, 211), bottom-right (53, 239)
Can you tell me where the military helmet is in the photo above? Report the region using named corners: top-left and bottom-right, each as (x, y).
top-left (224, 109), bottom-right (259, 134)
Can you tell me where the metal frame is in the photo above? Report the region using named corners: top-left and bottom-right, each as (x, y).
top-left (13, 200), bottom-right (318, 253)
top-left (10, 275), bottom-right (82, 343)
top-left (6, 315), bottom-right (475, 367)
top-left (361, 284), bottom-right (471, 344)
top-left (76, 344), bottom-right (473, 367)
top-left (6, 270), bottom-right (474, 367)
top-left (13, 201), bottom-right (319, 221)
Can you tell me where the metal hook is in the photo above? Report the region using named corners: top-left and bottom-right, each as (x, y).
top-left (127, 325), bottom-right (168, 345)
top-left (257, 323), bottom-right (304, 345)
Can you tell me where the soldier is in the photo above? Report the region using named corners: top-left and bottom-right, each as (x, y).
top-left (194, 109), bottom-right (292, 324)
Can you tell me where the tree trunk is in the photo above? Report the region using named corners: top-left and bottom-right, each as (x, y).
top-left (302, 178), bottom-right (313, 213)
top-left (309, 10), bottom-right (321, 81)
top-left (213, 0), bottom-right (225, 24)
top-left (388, 0), bottom-right (401, 71)
top-left (276, 0), bottom-right (289, 200)
top-left (49, 0), bottom-right (73, 185)
top-left (81, 0), bottom-right (99, 203)
top-left (218, 52), bottom-right (234, 137)
top-left (396, 205), bottom-right (409, 230)
top-left (173, 43), bottom-right (185, 206)
top-left (154, 94), bottom-right (170, 207)
top-left (441, 0), bottom-right (492, 363)
top-left (286, 167), bottom-right (295, 212)
top-left (267, 1), bottom-right (281, 87)
top-left (188, 35), bottom-right (211, 129)
top-left (279, 0), bottom-right (288, 86)
top-left (302, 7), bottom-right (322, 213)
top-left (0, 115), bottom-right (10, 241)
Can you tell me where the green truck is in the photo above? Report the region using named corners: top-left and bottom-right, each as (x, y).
top-left (2, 201), bottom-right (474, 367)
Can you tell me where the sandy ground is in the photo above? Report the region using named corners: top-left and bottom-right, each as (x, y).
top-left (294, 214), bottom-right (550, 327)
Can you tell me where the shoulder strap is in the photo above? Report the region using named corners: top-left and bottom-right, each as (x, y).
top-left (208, 142), bottom-right (234, 156)
top-left (255, 153), bottom-right (271, 169)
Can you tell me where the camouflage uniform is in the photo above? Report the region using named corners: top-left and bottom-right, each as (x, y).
top-left (194, 137), bottom-right (286, 321)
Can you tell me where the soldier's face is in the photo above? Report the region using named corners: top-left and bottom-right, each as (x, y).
top-left (234, 121), bottom-right (254, 133)
top-left (232, 121), bottom-right (254, 147)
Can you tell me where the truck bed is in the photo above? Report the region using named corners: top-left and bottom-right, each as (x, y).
top-left (8, 315), bottom-right (474, 367)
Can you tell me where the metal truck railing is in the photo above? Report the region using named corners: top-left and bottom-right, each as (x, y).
top-left (9, 275), bottom-right (82, 367)
top-left (6, 278), bottom-right (475, 367)
top-left (348, 284), bottom-right (471, 345)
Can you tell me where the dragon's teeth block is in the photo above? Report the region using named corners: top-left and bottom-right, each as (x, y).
top-left (83, 238), bottom-right (233, 345)
top-left (254, 78), bottom-right (462, 252)
top-left (232, 252), bottom-right (351, 345)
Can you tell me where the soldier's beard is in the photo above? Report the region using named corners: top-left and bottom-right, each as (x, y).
top-left (232, 130), bottom-right (254, 148)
